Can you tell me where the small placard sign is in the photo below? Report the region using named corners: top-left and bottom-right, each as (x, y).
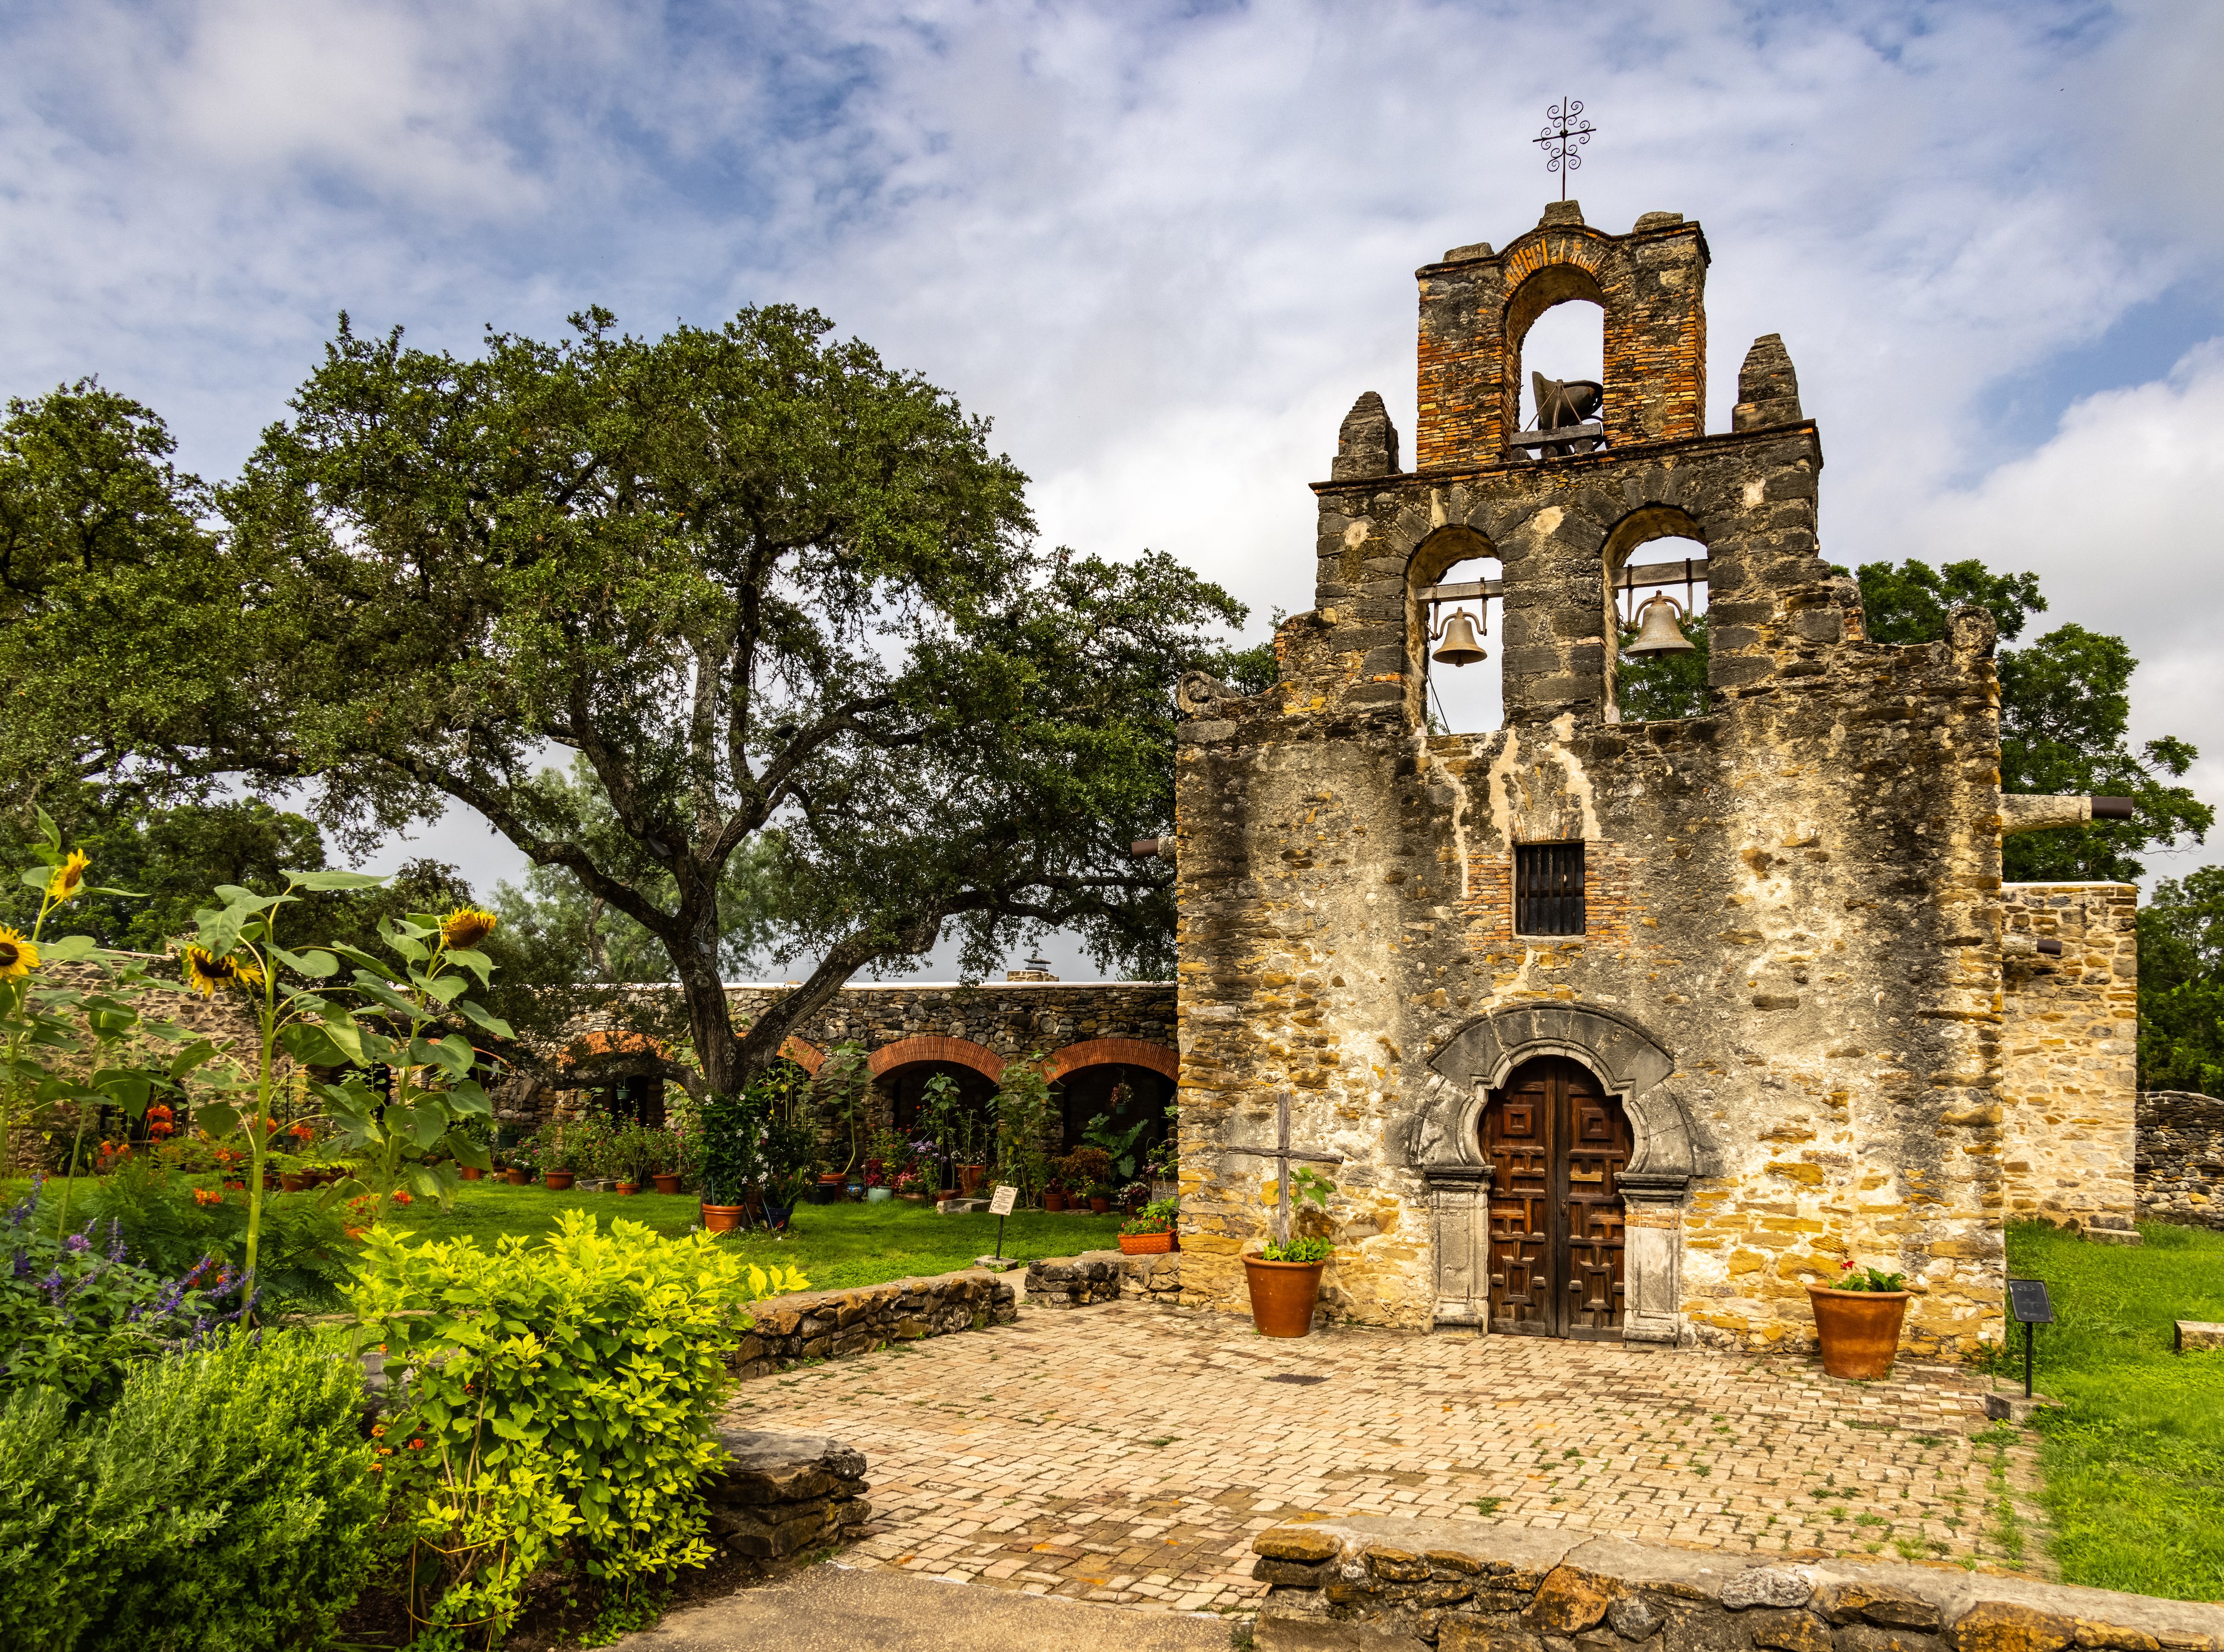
top-left (989, 1184), bottom-right (1019, 1217)
top-left (2007, 1277), bottom-right (2054, 1324)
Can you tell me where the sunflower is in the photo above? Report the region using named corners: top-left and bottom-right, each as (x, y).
top-left (46, 850), bottom-right (90, 904)
top-left (0, 926), bottom-right (37, 980)
top-left (180, 944), bottom-right (265, 998)
top-left (439, 906), bottom-right (499, 950)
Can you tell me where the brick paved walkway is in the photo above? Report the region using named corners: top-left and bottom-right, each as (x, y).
top-left (726, 1300), bottom-right (2044, 1618)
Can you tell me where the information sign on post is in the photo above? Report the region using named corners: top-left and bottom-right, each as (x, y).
top-left (2006, 1277), bottom-right (2054, 1398)
top-left (989, 1184), bottom-right (1019, 1261)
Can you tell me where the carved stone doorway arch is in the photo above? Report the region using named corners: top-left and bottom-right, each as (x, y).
top-left (1419, 1003), bottom-right (1695, 1344)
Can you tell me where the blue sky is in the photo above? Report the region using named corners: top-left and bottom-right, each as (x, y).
top-left (4, 0), bottom-right (2219, 979)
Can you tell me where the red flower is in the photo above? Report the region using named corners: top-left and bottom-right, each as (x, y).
top-left (390, 1191), bottom-right (413, 1206)
top-left (193, 1187), bottom-right (224, 1207)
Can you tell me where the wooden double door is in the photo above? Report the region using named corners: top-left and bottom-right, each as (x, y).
top-left (1482, 1057), bottom-right (1631, 1339)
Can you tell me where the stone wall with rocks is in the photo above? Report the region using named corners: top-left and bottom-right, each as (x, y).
top-left (1025, 1251), bottom-right (1126, 1308)
top-left (1247, 1514), bottom-right (2224, 1652)
top-left (1999, 884), bottom-right (2139, 1239)
top-left (2138, 1090), bottom-right (2224, 1231)
top-left (502, 980), bottom-right (1176, 1134)
top-left (732, 1268), bottom-right (1018, 1377)
top-left (703, 1428), bottom-right (870, 1560)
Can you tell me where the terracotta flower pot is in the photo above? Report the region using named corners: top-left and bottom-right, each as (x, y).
top-left (615, 1182), bottom-right (639, 1195)
top-left (1088, 1196), bottom-right (1110, 1215)
top-left (1119, 1231), bottom-right (1173, 1255)
top-left (701, 1203), bottom-right (743, 1232)
top-left (505, 1167), bottom-right (527, 1185)
top-left (544, 1170), bottom-right (576, 1192)
top-left (1808, 1286), bottom-right (1911, 1380)
top-left (958, 1164), bottom-right (988, 1195)
top-left (652, 1173), bottom-right (682, 1194)
top-left (1043, 1190), bottom-right (1069, 1212)
top-left (279, 1173), bottom-right (308, 1192)
top-left (1243, 1255), bottom-right (1327, 1338)
top-left (898, 1192), bottom-right (926, 1202)
top-left (458, 1165), bottom-right (483, 1182)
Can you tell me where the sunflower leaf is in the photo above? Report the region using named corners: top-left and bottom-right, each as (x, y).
top-left (286, 869), bottom-right (389, 891)
top-left (269, 944), bottom-right (339, 979)
top-left (18, 867), bottom-right (51, 891)
top-left (42, 934), bottom-right (97, 963)
top-left (323, 943), bottom-right (394, 978)
top-left (352, 971), bottom-right (426, 1022)
top-left (197, 1101), bottom-right (241, 1138)
top-left (194, 906), bottom-right (244, 959)
top-left (454, 999), bottom-right (515, 1040)
top-left (444, 946), bottom-right (494, 986)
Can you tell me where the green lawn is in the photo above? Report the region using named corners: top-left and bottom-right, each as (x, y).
top-left (2003, 1219), bottom-right (2224, 1601)
top-left (383, 1184), bottom-right (1125, 1292)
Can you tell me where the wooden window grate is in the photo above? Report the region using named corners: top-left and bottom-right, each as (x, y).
top-left (1514, 842), bottom-right (1586, 936)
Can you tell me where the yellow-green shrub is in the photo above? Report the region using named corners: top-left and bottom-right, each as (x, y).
top-left (349, 1212), bottom-right (805, 1638)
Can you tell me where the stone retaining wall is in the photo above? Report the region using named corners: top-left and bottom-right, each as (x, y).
top-left (733, 1269), bottom-right (1017, 1377)
top-left (1249, 1515), bottom-right (2224, 1651)
top-left (2138, 1090), bottom-right (2224, 1231)
top-left (703, 1428), bottom-right (870, 1560)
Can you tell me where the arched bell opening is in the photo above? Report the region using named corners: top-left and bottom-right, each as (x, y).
top-left (1505, 264), bottom-right (1607, 462)
top-left (1601, 505), bottom-right (1711, 724)
top-left (1408, 524), bottom-right (1503, 735)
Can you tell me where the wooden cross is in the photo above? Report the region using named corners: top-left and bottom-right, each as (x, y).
top-left (1532, 97), bottom-right (1595, 201)
top-left (1226, 1092), bottom-right (1345, 1245)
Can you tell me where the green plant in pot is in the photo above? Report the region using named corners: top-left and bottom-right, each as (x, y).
top-left (1808, 1260), bottom-right (1912, 1380)
top-left (1118, 1195), bottom-right (1179, 1256)
top-left (693, 1090), bottom-right (762, 1231)
top-left (1245, 1165), bottom-right (1336, 1338)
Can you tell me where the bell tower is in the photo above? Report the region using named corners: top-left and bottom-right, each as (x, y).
top-left (1414, 200), bottom-right (1709, 470)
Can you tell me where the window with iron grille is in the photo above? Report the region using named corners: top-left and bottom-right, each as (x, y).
top-left (1513, 842), bottom-right (1586, 936)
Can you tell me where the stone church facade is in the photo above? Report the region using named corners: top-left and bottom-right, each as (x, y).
top-left (1170, 201), bottom-right (2138, 1358)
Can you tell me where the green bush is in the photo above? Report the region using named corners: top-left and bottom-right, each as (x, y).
top-left (2, 1178), bottom-right (251, 1414)
top-left (350, 1211), bottom-right (807, 1639)
top-left (0, 1328), bottom-right (383, 1652)
top-left (75, 1153), bottom-right (357, 1309)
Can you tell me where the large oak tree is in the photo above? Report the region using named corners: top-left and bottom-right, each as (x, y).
top-left (116, 305), bottom-right (1240, 1095)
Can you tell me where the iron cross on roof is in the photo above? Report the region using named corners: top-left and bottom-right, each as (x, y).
top-left (1533, 97), bottom-right (1595, 201)
top-left (1226, 1092), bottom-right (1344, 1246)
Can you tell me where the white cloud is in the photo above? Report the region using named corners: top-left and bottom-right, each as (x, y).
top-left (1906, 338), bottom-right (2224, 831)
top-left (1, 0), bottom-right (2220, 969)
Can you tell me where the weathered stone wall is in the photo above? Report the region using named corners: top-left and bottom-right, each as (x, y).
top-left (1999, 884), bottom-right (2139, 1237)
top-left (1175, 201), bottom-right (2024, 1358)
top-left (731, 1268), bottom-right (1019, 1377)
top-left (1247, 1515), bottom-right (2224, 1651)
top-left (1025, 1250), bottom-right (1127, 1307)
top-left (703, 1428), bottom-right (870, 1560)
top-left (2138, 1089), bottom-right (2224, 1229)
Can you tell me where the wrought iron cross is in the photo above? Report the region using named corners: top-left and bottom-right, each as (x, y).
top-left (1533, 97), bottom-right (1595, 201)
top-left (1226, 1092), bottom-right (1345, 1245)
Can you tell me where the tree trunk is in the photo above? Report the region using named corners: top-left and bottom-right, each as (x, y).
top-left (677, 960), bottom-right (742, 1097)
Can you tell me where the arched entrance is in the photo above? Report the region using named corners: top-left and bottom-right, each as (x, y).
top-left (1480, 1056), bottom-right (1631, 1340)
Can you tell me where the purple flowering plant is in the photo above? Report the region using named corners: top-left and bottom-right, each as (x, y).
top-left (2, 1174), bottom-right (252, 1413)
